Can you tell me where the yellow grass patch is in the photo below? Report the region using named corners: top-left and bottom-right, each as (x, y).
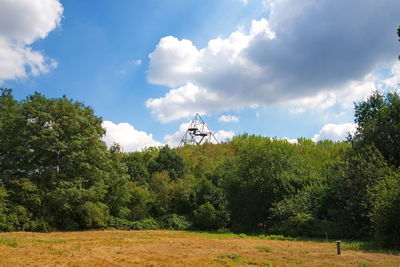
top-left (0, 230), bottom-right (399, 266)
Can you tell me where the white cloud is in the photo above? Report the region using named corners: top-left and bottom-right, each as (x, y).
top-left (164, 122), bottom-right (190, 148)
top-left (148, 36), bottom-right (203, 88)
top-left (281, 137), bottom-right (298, 144)
top-left (312, 123), bottom-right (357, 142)
top-left (218, 114), bottom-right (239, 122)
top-left (240, 0), bottom-right (249, 6)
top-left (0, 0), bottom-right (63, 84)
top-left (146, 0), bottom-right (399, 122)
top-left (102, 121), bottom-right (162, 152)
top-left (382, 62), bottom-right (400, 89)
top-left (146, 19), bottom-right (274, 122)
top-left (134, 59), bottom-right (142, 65)
top-left (146, 82), bottom-right (220, 123)
top-left (214, 130), bottom-right (235, 143)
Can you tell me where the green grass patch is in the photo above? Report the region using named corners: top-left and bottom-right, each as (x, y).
top-left (186, 230), bottom-right (239, 239)
top-left (355, 263), bottom-right (382, 267)
top-left (256, 245), bottom-right (272, 252)
top-left (29, 239), bottom-right (66, 244)
top-left (0, 238), bottom-right (18, 248)
top-left (187, 230), bottom-right (294, 241)
top-left (342, 241), bottom-right (400, 255)
top-left (217, 253), bottom-right (242, 260)
top-left (238, 233), bottom-right (247, 238)
top-left (258, 234), bottom-right (294, 241)
top-left (186, 230), bottom-right (400, 255)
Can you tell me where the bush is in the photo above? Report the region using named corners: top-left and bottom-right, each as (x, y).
top-left (131, 218), bottom-right (160, 230)
top-left (0, 205), bottom-right (50, 232)
top-left (77, 202), bottom-right (110, 229)
top-left (109, 217), bottom-right (135, 230)
top-left (372, 173), bottom-right (400, 248)
top-left (373, 199), bottom-right (400, 249)
top-left (269, 185), bottom-right (326, 237)
top-left (194, 202), bottom-right (219, 230)
top-left (278, 212), bottom-right (315, 237)
top-left (160, 214), bottom-right (192, 230)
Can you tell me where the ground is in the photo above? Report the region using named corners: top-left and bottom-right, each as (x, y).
top-left (0, 230), bottom-right (399, 266)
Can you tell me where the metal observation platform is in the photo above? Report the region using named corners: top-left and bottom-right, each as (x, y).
top-left (179, 113), bottom-right (219, 147)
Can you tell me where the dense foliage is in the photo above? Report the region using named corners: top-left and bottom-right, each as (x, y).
top-left (1, 88), bottom-right (400, 249)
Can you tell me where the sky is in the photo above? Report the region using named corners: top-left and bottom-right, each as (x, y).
top-left (1, 0), bottom-right (399, 151)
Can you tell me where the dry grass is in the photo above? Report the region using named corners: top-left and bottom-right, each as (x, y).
top-left (0, 230), bottom-right (399, 266)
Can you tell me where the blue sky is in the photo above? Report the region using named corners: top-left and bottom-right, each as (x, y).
top-left (1, 0), bottom-right (399, 151)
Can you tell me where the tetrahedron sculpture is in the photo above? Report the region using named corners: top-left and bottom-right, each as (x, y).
top-left (179, 113), bottom-right (219, 147)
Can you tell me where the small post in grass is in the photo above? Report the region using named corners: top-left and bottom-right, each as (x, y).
top-left (336, 241), bottom-right (341, 255)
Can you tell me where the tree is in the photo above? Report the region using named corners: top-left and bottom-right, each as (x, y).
top-left (149, 171), bottom-right (173, 216)
top-left (148, 146), bottom-right (187, 180)
top-left (353, 92), bottom-right (400, 166)
top-left (0, 90), bottom-right (128, 230)
top-left (371, 170), bottom-right (400, 248)
top-left (322, 145), bottom-right (391, 239)
top-left (123, 151), bottom-right (150, 185)
top-left (127, 182), bottom-right (153, 221)
top-left (103, 145), bottom-right (131, 218)
top-left (398, 25), bottom-right (400, 60)
top-left (193, 202), bottom-right (219, 230)
top-left (223, 135), bottom-right (320, 232)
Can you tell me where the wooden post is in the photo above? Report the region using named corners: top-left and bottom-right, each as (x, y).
top-left (336, 241), bottom-right (341, 255)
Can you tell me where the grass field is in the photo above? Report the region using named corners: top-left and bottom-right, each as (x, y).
top-left (0, 230), bottom-right (399, 266)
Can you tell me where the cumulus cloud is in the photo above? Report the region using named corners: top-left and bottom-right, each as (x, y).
top-left (218, 114), bottom-right (239, 122)
top-left (164, 122), bottom-right (190, 148)
top-left (146, 0), bottom-right (399, 122)
top-left (0, 0), bottom-right (63, 84)
top-left (102, 121), bottom-right (162, 152)
top-left (382, 62), bottom-right (400, 89)
top-left (312, 123), bottom-right (357, 142)
top-left (214, 130), bottom-right (235, 143)
top-left (146, 83), bottom-right (220, 122)
top-left (281, 137), bottom-right (298, 144)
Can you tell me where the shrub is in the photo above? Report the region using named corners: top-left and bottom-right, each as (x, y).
top-left (131, 218), bottom-right (160, 230)
top-left (194, 202), bottom-right (219, 230)
top-left (1, 205), bottom-right (50, 232)
top-left (160, 214), bottom-right (191, 230)
top-left (279, 212), bottom-right (315, 237)
top-left (109, 217), bottom-right (135, 230)
top-left (372, 173), bottom-right (400, 248)
top-left (77, 202), bottom-right (110, 229)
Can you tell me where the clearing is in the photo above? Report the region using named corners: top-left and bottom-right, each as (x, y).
top-left (0, 230), bottom-right (399, 266)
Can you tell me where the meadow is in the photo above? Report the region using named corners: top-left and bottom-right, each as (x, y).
top-left (0, 230), bottom-right (399, 266)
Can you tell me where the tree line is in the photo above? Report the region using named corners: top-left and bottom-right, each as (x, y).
top-left (1, 88), bottom-right (400, 248)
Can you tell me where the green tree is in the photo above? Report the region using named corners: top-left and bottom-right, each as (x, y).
top-left (353, 92), bottom-right (400, 166)
top-left (193, 202), bottom-right (219, 230)
top-left (170, 174), bottom-right (196, 215)
top-left (103, 145), bottom-right (131, 218)
top-left (0, 184), bottom-right (11, 231)
top-left (77, 201), bottom-right (110, 229)
top-left (127, 182), bottom-right (153, 221)
top-left (372, 171), bottom-right (400, 248)
top-left (224, 135), bottom-right (319, 232)
top-left (123, 151), bottom-right (151, 185)
top-left (398, 25), bottom-right (400, 60)
top-left (149, 146), bottom-right (187, 180)
top-left (0, 90), bottom-right (128, 230)
top-left (149, 171), bottom-right (173, 216)
top-left (322, 146), bottom-right (391, 239)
